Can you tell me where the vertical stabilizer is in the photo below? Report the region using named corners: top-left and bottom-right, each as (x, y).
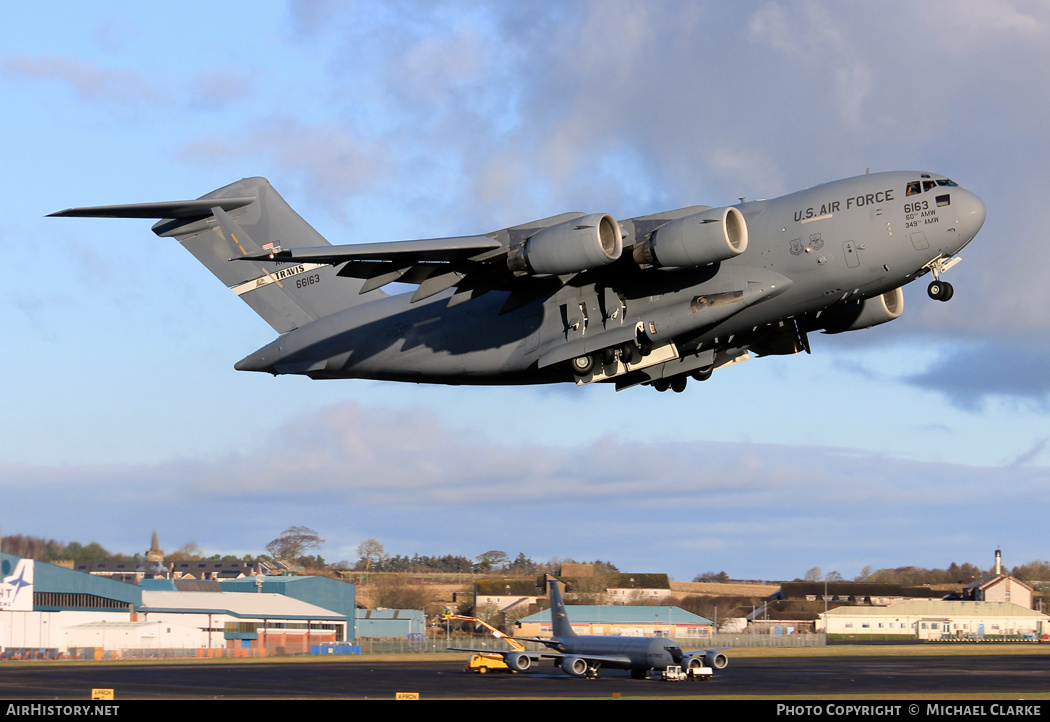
top-left (548, 578), bottom-right (577, 638)
top-left (50, 177), bottom-right (385, 334)
top-left (151, 177), bottom-right (384, 333)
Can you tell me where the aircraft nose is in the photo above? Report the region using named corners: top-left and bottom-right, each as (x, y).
top-left (959, 189), bottom-right (986, 242)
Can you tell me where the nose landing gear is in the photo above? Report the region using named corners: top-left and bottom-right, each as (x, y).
top-left (927, 280), bottom-right (954, 302)
top-left (923, 255), bottom-right (961, 302)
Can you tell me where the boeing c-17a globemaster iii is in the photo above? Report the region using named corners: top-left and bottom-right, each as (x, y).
top-left (50, 171), bottom-right (985, 392)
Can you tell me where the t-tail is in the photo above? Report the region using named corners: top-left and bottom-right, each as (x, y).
top-left (49, 177), bottom-right (384, 333)
top-left (547, 578), bottom-right (577, 639)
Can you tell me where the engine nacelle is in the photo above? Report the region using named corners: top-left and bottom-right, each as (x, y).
top-left (819, 287), bottom-right (904, 334)
top-left (508, 213), bottom-right (622, 276)
top-left (634, 206), bottom-right (747, 269)
top-left (506, 652), bottom-right (532, 672)
top-left (560, 656), bottom-right (589, 677)
top-left (703, 651), bottom-right (729, 670)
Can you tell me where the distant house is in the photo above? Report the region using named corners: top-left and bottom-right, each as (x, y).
top-left (747, 608), bottom-right (823, 635)
top-left (452, 579), bottom-right (545, 620)
top-left (557, 568), bottom-right (671, 605)
top-left (958, 550), bottom-right (1034, 609)
top-left (604, 574), bottom-right (672, 605)
top-left (75, 559), bottom-right (255, 583)
top-left (73, 532), bottom-right (257, 583)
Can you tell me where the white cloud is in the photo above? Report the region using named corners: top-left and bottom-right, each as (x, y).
top-left (4, 399), bottom-right (1043, 578)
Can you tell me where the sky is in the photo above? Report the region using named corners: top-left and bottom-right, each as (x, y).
top-left (1, 1), bottom-right (1048, 582)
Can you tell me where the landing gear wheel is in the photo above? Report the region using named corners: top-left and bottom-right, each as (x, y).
top-left (620, 343), bottom-right (641, 365)
top-left (599, 347), bottom-right (616, 366)
top-left (631, 668), bottom-right (648, 680)
top-left (571, 354), bottom-right (594, 376)
top-left (691, 365), bottom-right (713, 382)
top-left (670, 376), bottom-right (688, 393)
top-left (928, 280), bottom-right (954, 302)
top-left (653, 379), bottom-right (670, 392)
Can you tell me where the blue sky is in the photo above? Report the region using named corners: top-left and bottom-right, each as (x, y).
top-left (2, 1), bottom-right (1047, 581)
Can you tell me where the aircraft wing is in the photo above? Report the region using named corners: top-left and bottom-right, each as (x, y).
top-left (232, 209), bottom-right (620, 309)
top-left (236, 236), bottom-right (503, 264)
top-left (448, 647), bottom-right (632, 666)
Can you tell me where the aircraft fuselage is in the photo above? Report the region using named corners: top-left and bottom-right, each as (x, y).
top-left (234, 171), bottom-right (984, 389)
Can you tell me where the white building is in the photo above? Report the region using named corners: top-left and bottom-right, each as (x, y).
top-left (819, 600), bottom-right (1048, 640)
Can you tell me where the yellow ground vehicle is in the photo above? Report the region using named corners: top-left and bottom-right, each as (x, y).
top-left (442, 612), bottom-right (526, 674)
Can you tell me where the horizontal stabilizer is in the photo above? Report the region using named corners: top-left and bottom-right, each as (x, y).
top-left (48, 198), bottom-right (255, 219)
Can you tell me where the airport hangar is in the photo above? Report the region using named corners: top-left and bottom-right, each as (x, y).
top-left (0, 553), bottom-right (354, 656)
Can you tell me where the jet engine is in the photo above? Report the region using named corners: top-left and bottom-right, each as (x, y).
top-left (505, 652), bottom-right (532, 672)
top-left (704, 651), bottom-right (729, 670)
top-left (508, 213), bottom-right (622, 276)
top-left (818, 286), bottom-right (904, 334)
top-left (560, 656), bottom-right (589, 677)
top-left (634, 206), bottom-right (748, 269)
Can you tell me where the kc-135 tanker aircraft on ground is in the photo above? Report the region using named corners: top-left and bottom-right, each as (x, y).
top-left (51, 170), bottom-right (985, 392)
top-left (451, 578), bottom-right (729, 679)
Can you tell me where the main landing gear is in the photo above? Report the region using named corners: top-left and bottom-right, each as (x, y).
top-left (571, 341), bottom-right (647, 380)
top-left (927, 280), bottom-right (954, 302)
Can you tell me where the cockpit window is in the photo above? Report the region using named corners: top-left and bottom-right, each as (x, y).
top-left (908, 177), bottom-right (959, 196)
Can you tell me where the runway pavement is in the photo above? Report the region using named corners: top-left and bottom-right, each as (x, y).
top-left (0, 654), bottom-right (1047, 700)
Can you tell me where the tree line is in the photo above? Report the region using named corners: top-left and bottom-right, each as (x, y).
top-left (7, 530), bottom-right (1047, 587)
top-left (351, 539), bottom-right (620, 576)
top-left (797, 561), bottom-right (1050, 586)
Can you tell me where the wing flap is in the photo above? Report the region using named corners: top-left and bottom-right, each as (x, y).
top-left (236, 236), bottom-right (502, 264)
top-left (238, 235), bottom-right (510, 303)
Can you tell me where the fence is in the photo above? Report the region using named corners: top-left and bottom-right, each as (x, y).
top-left (0, 632), bottom-right (826, 662)
top-left (358, 631), bottom-right (827, 655)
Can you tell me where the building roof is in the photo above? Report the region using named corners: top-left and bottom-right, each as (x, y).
top-left (605, 574), bottom-right (671, 590)
top-left (475, 579), bottom-right (542, 595)
top-left (140, 590), bottom-right (345, 620)
top-left (356, 609), bottom-right (424, 621)
top-left (775, 582), bottom-right (946, 600)
top-left (823, 600), bottom-right (1048, 619)
top-left (517, 605), bottom-right (711, 625)
top-left (964, 574), bottom-right (1035, 593)
top-left (220, 575), bottom-right (356, 620)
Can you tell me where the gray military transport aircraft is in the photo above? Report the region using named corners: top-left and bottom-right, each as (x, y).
top-left (50, 170), bottom-right (985, 392)
top-left (451, 579), bottom-right (727, 679)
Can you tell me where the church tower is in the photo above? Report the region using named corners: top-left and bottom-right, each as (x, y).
top-left (146, 529), bottom-right (164, 563)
